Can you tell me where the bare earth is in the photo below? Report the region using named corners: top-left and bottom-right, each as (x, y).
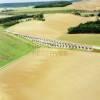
top-left (0, 13), bottom-right (100, 100)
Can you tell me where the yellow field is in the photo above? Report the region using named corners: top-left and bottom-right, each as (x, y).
top-left (67, 0), bottom-right (100, 10)
top-left (0, 48), bottom-right (100, 100)
top-left (0, 6), bottom-right (100, 100)
top-left (8, 13), bottom-right (95, 39)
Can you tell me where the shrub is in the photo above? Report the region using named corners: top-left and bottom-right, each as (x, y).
top-left (33, 13), bottom-right (45, 21)
top-left (73, 12), bottom-right (81, 16)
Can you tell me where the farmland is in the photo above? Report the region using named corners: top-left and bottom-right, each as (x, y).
top-left (0, 26), bottom-right (36, 67)
top-left (0, 7), bottom-right (73, 15)
top-left (0, 0), bottom-right (100, 100)
top-left (60, 34), bottom-right (100, 46)
top-left (8, 13), bottom-right (100, 46)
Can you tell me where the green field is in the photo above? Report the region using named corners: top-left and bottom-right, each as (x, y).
top-left (0, 26), bottom-right (37, 68)
top-left (60, 34), bottom-right (100, 46)
top-left (1, 7), bottom-right (73, 15)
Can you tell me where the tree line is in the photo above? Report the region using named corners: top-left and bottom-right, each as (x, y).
top-left (68, 20), bottom-right (100, 34)
top-left (0, 13), bottom-right (45, 27)
top-left (34, 1), bottom-right (72, 8)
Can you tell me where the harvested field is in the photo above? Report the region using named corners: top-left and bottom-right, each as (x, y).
top-left (0, 48), bottom-right (100, 100)
top-left (67, 0), bottom-right (100, 10)
top-left (0, 3), bottom-right (100, 100)
top-left (8, 13), bottom-right (100, 46)
top-left (8, 14), bottom-right (95, 39)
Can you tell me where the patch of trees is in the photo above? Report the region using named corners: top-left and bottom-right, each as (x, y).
top-left (34, 1), bottom-right (72, 8)
top-left (72, 11), bottom-right (95, 17)
top-left (0, 13), bottom-right (45, 27)
top-left (71, 10), bottom-right (100, 17)
top-left (72, 11), bottom-right (81, 16)
top-left (3, 21), bottom-right (19, 28)
top-left (83, 14), bottom-right (95, 17)
top-left (97, 12), bottom-right (100, 17)
top-left (0, 14), bottom-right (33, 24)
top-left (33, 13), bottom-right (45, 21)
top-left (68, 20), bottom-right (100, 34)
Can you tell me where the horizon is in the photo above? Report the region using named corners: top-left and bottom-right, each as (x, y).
top-left (0, 0), bottom-right (72, 4)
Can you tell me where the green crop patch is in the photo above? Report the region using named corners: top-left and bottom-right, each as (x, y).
top-left (0, 26), bottom-right (37, 68)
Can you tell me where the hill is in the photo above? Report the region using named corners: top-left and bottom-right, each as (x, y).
top-left (67, 0), bottom-right (100, 10)
top-left (8, 13), bottom-right (100, 46)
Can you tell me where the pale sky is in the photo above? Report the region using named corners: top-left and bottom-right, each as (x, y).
top-left (0, 0), bottom-right (71, 3)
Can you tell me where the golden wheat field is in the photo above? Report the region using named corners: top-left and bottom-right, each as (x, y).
top-left (8, 13), bottom-right (95, 38)
top-left (0, 48), bottom-right (100, 100)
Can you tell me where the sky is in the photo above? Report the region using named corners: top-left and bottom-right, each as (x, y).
top-left (0, 0), bottom-right (72, 3)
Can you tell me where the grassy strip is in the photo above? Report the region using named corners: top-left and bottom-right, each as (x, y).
top-left (0, 7), bottom-right (74, 15)
top-left (0, 26), bottom-right (38, 68)
top-left (60, 34), bottom-right (100, 46)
